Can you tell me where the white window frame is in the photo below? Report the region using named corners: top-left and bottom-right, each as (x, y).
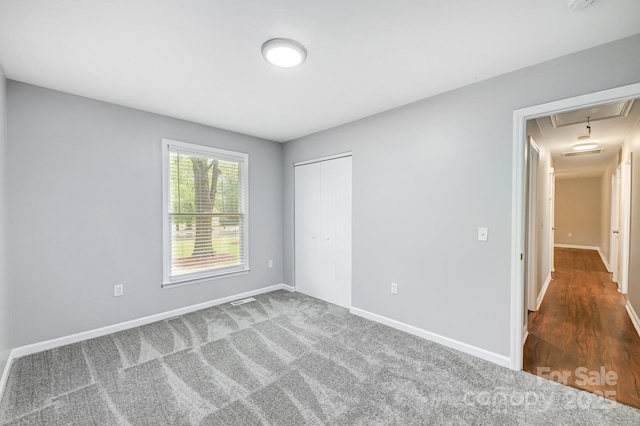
top-left (162, 138), bottom-right (249, 287)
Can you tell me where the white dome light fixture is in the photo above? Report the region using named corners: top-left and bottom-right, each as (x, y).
top-left (261, 38), bottom-right (307, 68)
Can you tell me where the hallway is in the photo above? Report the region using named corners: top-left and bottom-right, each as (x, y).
top-left (524, 248), bottom-right (640, 408)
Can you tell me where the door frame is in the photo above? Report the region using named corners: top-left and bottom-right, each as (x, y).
top-left (510, 82), bottom-right (640, 371)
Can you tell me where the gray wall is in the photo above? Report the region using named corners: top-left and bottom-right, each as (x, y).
top-left (7, 82), bottom-right (284, 347)
top-left (554, 177), bottom-right (602, 247)
top-left (0, 66), bottom-right (10, 371)
top-left (283, 34), bottom-right (640, 357)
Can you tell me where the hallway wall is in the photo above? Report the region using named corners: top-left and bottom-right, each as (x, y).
top-left (536, 147), bottom-right (553, 294)
top-left (524, 120), bottom-right (553, 306)
top-left (555, 177), bottom-right (601, 247)
top-left (625, 116), bottom-right (640, 321)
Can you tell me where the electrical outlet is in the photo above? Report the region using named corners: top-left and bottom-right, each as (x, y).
top-left (268, 260), bottom-right (273, 268)
top-left (391, 282), bottom-right (398, 294)
top-left (114, 284), bottom-right (124, 297)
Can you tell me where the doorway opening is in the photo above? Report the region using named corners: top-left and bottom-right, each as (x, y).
top-left (511, 82), bottom-right (640, 406)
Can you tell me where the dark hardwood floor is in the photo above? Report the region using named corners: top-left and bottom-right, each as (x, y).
top-left (524, 248), bottom-right (640, 409)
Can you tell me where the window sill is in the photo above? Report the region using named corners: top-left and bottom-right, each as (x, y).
top-left (162, 268), bottom-right (250, 289)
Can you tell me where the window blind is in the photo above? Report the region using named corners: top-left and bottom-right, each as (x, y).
top-left (165, 142), bottom-right (247, 283)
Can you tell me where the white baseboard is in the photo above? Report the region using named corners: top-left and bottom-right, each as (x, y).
top-left (597, 248), bottom-right (612, 272)
top-left (536, 272), bottom-right (552, 310)
top-left (350, 307), bottom-right (511, 368)
top-left (626, 301), bottom-right (640, 339)
top-left (0, 352), bottom-right (13, 408)
top-left (554, 244), bottom-right (599, 250)
top-left (10, 283), bottom-right (294, 360)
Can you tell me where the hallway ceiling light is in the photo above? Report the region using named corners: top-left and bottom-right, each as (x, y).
top-left (261, 38), bottom-right (307, 68)
top-left (563, 148), bottom-right (604, 157)
top-left (572, 116), bottom-right (598, 151)
top-left (572, 142), bottom-right (598, 151)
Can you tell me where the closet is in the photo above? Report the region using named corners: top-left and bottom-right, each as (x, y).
top-left (294, 154), bottom-right (352, 308)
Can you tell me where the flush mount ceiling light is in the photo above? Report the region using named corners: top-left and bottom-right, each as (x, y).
top-left (573, 142), bottom-right (599, 151)
top-left (572, 116), bottom-right (599, 151)
top-left (261, 38), bottom-right (307, 68)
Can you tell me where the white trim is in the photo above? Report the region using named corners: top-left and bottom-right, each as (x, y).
top-left (294, 152), bottom-right (352, 167)
top-left (510, 81), bottom-right (640, 371)
top-left (0, 353), bottom-right (15, 405)
top-left (163, 269), bottom-right (250, 289)
top-left (598, 247), bottom-right (612, 272)
top-left (536, 272), bottom-right (552, 310)
top-left (553, 244), bottom-right (599, 250)
top-left (626, 301), bottom-right (640, 339)
top-left (8, 284), bottom-right (294, 359)
top-left (511, 108), bottom-right (526, 370)
top-left (350, 307), bottom-right (511, 368)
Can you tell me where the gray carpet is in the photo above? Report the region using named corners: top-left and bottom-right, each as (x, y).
top-left (1, 290), bottom-right (639, 425)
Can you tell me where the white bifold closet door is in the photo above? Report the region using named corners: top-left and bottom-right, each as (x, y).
top-left (294, 155), bottom-right (352, 308)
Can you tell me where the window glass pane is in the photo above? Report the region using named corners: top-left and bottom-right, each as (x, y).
top-left (166, 143), bottom-right (246, 282)
top-left (170, 215), bottom-right (244, 277)
top-left (216, 160), bottom-right (240, 214)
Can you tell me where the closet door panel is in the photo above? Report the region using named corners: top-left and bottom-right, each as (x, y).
top-left (294, 163), bottom-right (322, 300)
top-left (319, 159), bottom-right (338, 305)
top-left (332, 157), bottom-right (352, 308)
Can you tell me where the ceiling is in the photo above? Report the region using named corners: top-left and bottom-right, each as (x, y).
top-left (533, 99), bottom-right (640, 179)
top-left (1, 1), bottom-right (640, 142)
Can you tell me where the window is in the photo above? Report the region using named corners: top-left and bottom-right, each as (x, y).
top-left (162, 139), bottom-right (248, 286)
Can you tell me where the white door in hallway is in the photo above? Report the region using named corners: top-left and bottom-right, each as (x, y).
top-left (610, 169), bottom-right (620, 283)
top-left (618, 154), bottom-right (632, 294)
top-left (294, 155), bottom-right (352, 308)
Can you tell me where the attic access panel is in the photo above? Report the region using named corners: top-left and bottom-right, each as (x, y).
top-left (550, 100), bottom-right (634, 128)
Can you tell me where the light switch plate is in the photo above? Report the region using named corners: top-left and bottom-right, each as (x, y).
top-left (478, 227), bottom-right (488, 242)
